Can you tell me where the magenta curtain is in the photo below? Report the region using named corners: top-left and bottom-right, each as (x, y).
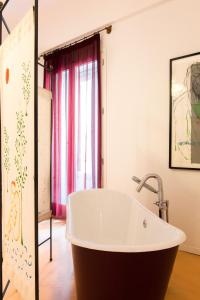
top-left (44, 34), bottom-right (102, 218)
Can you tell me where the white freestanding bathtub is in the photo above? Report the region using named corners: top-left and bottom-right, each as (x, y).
top-left (67, 189), bottom-right (186, 300)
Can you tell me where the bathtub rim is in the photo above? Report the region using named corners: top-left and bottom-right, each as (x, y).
top-left (66, 189), bottom-right (186, 253)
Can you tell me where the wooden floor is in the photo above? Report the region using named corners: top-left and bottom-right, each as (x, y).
top-left (4, 220), bottom-right (200, 300)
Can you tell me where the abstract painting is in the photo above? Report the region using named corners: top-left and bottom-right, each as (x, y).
top-left (0, 9), bottom-right (37, 299)
top-left (169, 52), bottom-right (200, 169)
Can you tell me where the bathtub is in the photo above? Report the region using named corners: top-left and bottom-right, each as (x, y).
top-left (66, 189), bottom-right (186, 300)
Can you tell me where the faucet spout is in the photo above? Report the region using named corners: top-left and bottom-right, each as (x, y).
top-left (137, 173), bottom-right (163, 200)
top-left (132, 173), bottom-right (168, 222)
top-left (132, 176), bottom-right (157, 194)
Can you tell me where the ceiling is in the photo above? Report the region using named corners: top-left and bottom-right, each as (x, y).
top-left (1, 0), bottom-right (171, 54)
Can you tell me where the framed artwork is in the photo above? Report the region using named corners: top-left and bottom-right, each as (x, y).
top-left (169, 51), bottom-right (200, 170)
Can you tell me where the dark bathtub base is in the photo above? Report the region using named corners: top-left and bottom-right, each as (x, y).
top-left (72, 244), bottom-right (178, 300)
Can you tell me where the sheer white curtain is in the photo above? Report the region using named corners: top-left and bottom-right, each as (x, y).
top-left (44, 34), bottom-right (101, 217)
top-left (60, 61), bottom-right (99, 204)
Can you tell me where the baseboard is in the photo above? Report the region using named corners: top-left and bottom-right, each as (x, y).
top-left (180, 244), bottom-right (200, 255)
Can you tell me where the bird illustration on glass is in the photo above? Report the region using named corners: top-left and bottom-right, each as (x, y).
top-left (5, 68), bottom-right (10, 84)
top-left (5, 181), bottom-right (20, 242)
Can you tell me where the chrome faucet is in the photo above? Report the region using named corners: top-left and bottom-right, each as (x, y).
top-left (132, 173), bottom-right (169, 222)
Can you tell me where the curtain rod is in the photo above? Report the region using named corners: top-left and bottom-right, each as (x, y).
top-left (39, 24), bottom-right (112, 58)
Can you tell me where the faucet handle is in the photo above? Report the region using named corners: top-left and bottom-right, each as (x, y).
top-left (154, 200), bottom-right (169, 222)
top-left (154, 200), bottom-right (168, 210)
top-left (154, 201), bottom-right (160, 208)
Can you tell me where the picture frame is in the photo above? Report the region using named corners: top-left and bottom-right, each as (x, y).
top-left (169, 51), bottom-right (200, 170)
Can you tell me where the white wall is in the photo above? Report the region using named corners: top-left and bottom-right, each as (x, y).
top-left (38, 0), bottom-right (163, 53)
top-left (101, 0), bottom-right (200, 254)
top-left (2, 0), bottom-right (165, 53)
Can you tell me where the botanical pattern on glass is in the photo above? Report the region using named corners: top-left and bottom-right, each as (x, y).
top-left (22, 62), bottom-right (31, 116)
top-left (3, 126), bottom-right (10, 192)
top-left (14, 111), bottom-right (28, 245)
